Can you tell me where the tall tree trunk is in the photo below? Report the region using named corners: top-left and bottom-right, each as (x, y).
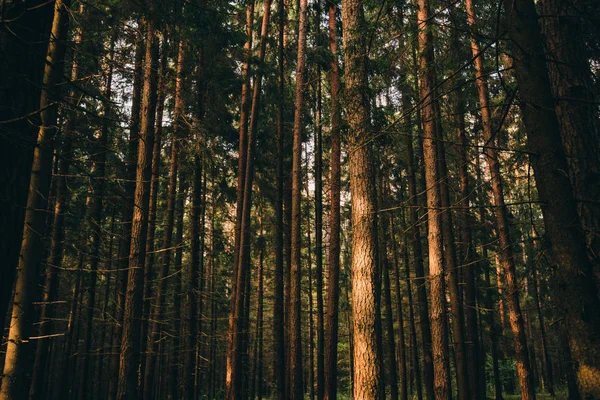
top-left (0, 0), bottom-right (53, 333)
top-left (451, 8), bottom-right (481, 394)
top-left (116, 14), bottom-right (160, 400)
top-left (0, 1), bottom-right (70, 398)
top-left (142, 37), bottom-right (169, 372)
top-left (324, 2), bottom-right (342, 398)
top-left (169, 175), bottom-right (188, 400)
top-left (107, 32), bottom-right (145, 400)
top-left (313, 3), bottom-right (325, 394)
top-left (230, 0), bottom-right (254, 316)
top-left (274, 1), bottom-right (286, 399)
top-left (435, 101), bottom-right (470, 400)
top-left (503, 1), bottom-right (600, 395)
top-left (183, 52), bottom-right (206, 400)
top-left (540, 0), bottom-right (600, 275)
top-left (341, 1), bottom-right (381, 398)
top-left (143, 37), bottom-right (187, 399)
top-left (404, 85), bottom-right (434, 400)
top-left (226, 2), bottom-right (272, 398)
top-left (416, 0), bottom-right (452, 397)
top-left (379, 184), bottom-right (399, 400)
top-left (289, 0), bottom-right (307, 397)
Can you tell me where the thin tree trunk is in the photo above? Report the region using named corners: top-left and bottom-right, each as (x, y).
top-left (390, 214), bottom-right (409, 400)
top-left (116, 14), bottom-right (160, 400)
top-left (0, 1), bottom-right (70, 398)
top-left (314, 3), bottom-right (325, 393)
top-left (107, 31), bottom-right (144, 400)
top-left (416, 0), bottom-right (452, 398)
top-left (404, 85), bottom-right (434, 400)
top-left (379, 184), bottom-right (399, 400)
top-left (142, 38), bottom-right (169, 372)
top-left (143, 37), bottom-right (187, 399)
top-left (274, 1), bottom-right (287, 399)
top-left (226, 2), bottom-right (272, 398)
top-left (289, 0), bottom-right (307, 397)
top-left (451, 8), bottom-right (480, 394)
top-left (324, 2), bottom-right (342, 398)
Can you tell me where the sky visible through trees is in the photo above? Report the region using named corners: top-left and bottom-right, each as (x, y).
top-left (1, 0), bottom-right (600, 399)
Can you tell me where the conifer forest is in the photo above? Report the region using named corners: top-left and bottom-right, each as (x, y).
top-left (2, 0), bottom-right (600, 399)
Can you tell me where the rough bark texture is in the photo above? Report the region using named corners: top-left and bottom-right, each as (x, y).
top-left (540, 0), bottom-right (600, 277)
top-left (416, 0), bottom-right (452, 398)
top-left (289, 0), bottom-right (307, 398)
top-left (0, 1), bottom-right (70, 398)
top-left (467, 1), bottom-right (535, 399)
top-left (342, 1), bottom-right (381, 398)
top-left (116, 15), bottom-right (159, 400)
top-left (324, 2), bottom-right (342, 399)
top-left (503, 0), bottom-right (600, 396)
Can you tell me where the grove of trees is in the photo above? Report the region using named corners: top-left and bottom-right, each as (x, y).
top-left (1, 0), bottom-right (599, 399)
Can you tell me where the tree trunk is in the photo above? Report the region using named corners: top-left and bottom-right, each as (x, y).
top-left (389, 214), bottom-right (408, 400)
top-left (289, 0), bottom-right (307, 397)
top-left (416, 0), bottom-right (452, 397)
top-left (0, 1), bottom-right (70, 398)
top-left (116, 14), bottom-right (159, 400)
top-left (341, 1), bottom-right (381, 398)
top-left (503, 1), bottom-right (600, 395)
top-left (226, 2), bottom-right (272, 398)
top-left (313, 4), bottom-right (325, 393)
top-left (143, 37), bottom-right (187, 399)
top-left (324, 2), bottom-right (342, 399)
top-left (379, 186), bottom-right (399, 400)
top-left (540, 0), bottom-right (600, 276)
top-left (274, 1), bottom-right (287, 399)
top-left (107, 31), bottom-right (145, 400)
top-left (0, 0), bottom-right (53, 334)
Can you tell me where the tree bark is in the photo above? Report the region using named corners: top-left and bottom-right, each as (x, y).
top-left (274, 1), bottom-right (286, 399)
top-left (143, 37), bottom-right (187, 399)
top-left (416, 0), bottom-right (452, 397)
top-left (226, 2), bottom-right (272, 398)
top-left (324, 2), bottom-right (342, 399)
top-left (289, 0), bottom-right (307, 397)
top-left (341, 1), bottom-right (381, 398)
top-left (116, 14), bottom-right (159, 400)
top-left (540, 0), bottom-right (600, 276)
top-left (503, 0), bottom-right (600, 396)
top-left (0, 1), bottom-right (70, 398)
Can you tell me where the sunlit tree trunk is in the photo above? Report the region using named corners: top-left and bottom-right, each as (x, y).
top-left (116, 13), bottom-right (160, 399)
top-left (0, 1), bottom-right (70, 398)
top-left (416, 0), bottom-right (452, 397)
top-left (342, 1), bottom-right (381, 398)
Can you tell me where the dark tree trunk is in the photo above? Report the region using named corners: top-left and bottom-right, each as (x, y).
top-left (0, 1), bottom-right (70, 398)
top-left (324, 2), bottom-right (342, 399)
top-left (503, 0), bottom-right (600, 395)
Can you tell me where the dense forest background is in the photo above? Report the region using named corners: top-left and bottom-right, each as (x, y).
top-left (1, 0), bottom-right (599, 399)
